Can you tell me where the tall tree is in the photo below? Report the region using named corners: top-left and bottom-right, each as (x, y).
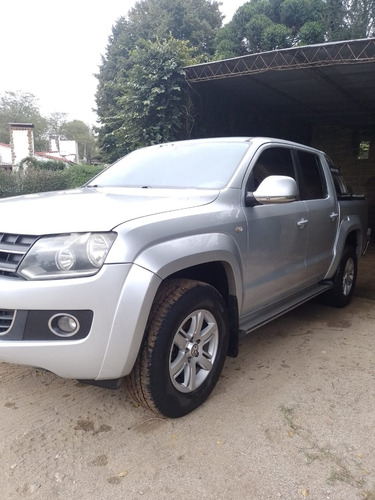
top-left (60, 120), bottom-right (98, 162)
top-left (114, 37), bottom-right (195, 153)
top-left (343, 0), bottom-right (375, 38)
top-left (95, 0), bottom-right (223, 161)
top-left (0, 91), bottom-right (49, 150)
top-left (47, 112), bottom-right (68, 136)
top-left (214, 0), bottom-right (374, 59)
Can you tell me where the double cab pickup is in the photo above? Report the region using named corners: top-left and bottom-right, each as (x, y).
top-left (0, 137), bottom-right (368, 417)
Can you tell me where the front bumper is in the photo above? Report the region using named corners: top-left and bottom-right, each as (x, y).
top-left (0, 263), bottom-right (161, 380)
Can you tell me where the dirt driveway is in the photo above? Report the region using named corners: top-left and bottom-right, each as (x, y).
top-left (1, 251), bottom-right (375, 500)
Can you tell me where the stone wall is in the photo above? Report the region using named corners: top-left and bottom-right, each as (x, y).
top-left (9, 123), bottom-right (35, 169)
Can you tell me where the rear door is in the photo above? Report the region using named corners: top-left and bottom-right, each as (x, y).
top-left (294, 149), bottom-right (338, 281)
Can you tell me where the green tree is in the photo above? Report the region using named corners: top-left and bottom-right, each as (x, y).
top-left (215, 0), bottom-right (375, 58)
top-left (324, 0), bottom-right (347, 40)
top-left (262, 23), bottom-right (292, 50)
top-left (125, 0), bottom-right (223, 56)
top-left (47, 111), bottom-right (68, 136)
top-left (244, 14), bottom-right (274, 52)
top-left (114, 37), bottom-right (195, 153)
top-left (95, 0), bottom-right (223, 162)
top-left (0, 91), bottom-right (49, 150)
top-left (214, 24), bottom-right (239, 59)
top-left (298, 20), bottom-right (326, 44)
top-left (279, 0), bottom-right (323, 34)
top-left (60, 120), bottom-right (98, 162)
top-left (343, 0), bottom-right (375, 38)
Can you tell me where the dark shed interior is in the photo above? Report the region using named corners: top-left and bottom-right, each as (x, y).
top-left (185, 38), bottom-right (375, 228)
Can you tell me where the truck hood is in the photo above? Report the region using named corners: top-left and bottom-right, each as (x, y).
top-left (0, 187), bottom-right (219, 235)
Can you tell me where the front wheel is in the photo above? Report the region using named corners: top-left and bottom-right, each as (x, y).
top-left (125, 279), bottom-right (230, 418)
top-left (322, 246), bottom-right (357, 308)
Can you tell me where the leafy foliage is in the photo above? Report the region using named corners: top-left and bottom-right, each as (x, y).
top-left (343, 0), bottom-right (375, 38)
top-left (95, 0), bottom-right (375, 161)
top-left (66, 164), bottom-right (104, 187)
top-left (0, 91), bottom-right (49, 151)
top-left (0, 169), bottom-right (70, 198)
top-left (214, 0), bottom-right (375, 58)
top-left (47, 112), bottom-right (68, 136)
top-left (298, 21), bottom-right (326, 45)
top-left (114, 37), bottom-right (195, 152)
top-left (59, 120), bottom-right (98, 162)
top-left (95, 0), bottom-right (223, 162)
top-left (19, 156), bottom-right (67, 171)
top-left (0, 164), bottom-right (104, 198)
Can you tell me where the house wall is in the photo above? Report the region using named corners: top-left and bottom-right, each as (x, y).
top-left (312, 125), bottom-right (375, 231)
top-left (0, 143), bottom-right (12, 167)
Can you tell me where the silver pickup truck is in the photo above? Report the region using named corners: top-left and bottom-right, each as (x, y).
top-left (0, 137), bottom-right (368, 417)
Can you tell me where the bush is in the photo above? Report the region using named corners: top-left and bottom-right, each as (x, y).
top-left (0, 164), bottom-right (104, 198)
top-left (66, 164), bottom-right (104, 187)
top-left (19, 156), bottom-right (67, 171)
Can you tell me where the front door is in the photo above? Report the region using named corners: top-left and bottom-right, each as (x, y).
top-left (241, 146), bottom-right (309, 314)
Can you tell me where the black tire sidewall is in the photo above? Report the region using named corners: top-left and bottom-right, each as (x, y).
top-left (145, 281), bottom-right (229, 418)
top-left (329, 246), bottom-right (357, 307)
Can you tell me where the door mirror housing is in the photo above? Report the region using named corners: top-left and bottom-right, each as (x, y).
top-left (246, 175), bottom-right (298, 207)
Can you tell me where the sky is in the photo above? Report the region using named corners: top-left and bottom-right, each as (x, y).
top-left (0, 0), bottom-right (246, 127)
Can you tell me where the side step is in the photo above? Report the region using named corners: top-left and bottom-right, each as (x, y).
top-left (239, 283), bottom-right (331, 337)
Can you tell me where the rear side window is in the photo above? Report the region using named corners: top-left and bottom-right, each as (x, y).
top-left (296, 151), bottom-right (327, 200)
top-left (248, 147), bottom-right (295, 191)
top-left (325, 156), bottom-right (351, 197)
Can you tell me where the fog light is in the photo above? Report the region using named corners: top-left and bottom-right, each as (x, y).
top-left (48, 314), bottom-right (80, 337)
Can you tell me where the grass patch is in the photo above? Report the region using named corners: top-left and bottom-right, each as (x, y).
top-left (280, 404), bottom-right (299, 432)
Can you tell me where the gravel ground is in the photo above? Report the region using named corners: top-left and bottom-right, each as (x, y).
top-left (1, 249), bottom-right (375, 500)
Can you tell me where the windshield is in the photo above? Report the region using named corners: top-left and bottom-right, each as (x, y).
top-left (89, 142), bottom-right (249, 189)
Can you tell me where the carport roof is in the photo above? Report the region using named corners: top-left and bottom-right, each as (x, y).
top-left (185, 38), bottom-right (375, 127)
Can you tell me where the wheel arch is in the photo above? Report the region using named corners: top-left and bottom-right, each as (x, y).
top-left (166, 261), bottom-right (240, 358)
top-left (133, 233), bottom-right (244, 359)
top-left (325, 221), bottom-right (363, 280)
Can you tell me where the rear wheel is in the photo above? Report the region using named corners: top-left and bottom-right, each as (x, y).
top-left (322, 246), bottom-right (357, 307)
top-left (125, 279), bottom-right (230, 418)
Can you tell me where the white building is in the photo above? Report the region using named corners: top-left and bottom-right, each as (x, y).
top-left (9, 123), bottom-right (35, 167)
top-left (0, 142), bottom-right (12, 169)
top-left (0, 124), bottom-right (75, 170)
top-left (49, 135), bottom-right (79, 163)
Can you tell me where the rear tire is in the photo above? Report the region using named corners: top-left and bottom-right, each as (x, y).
top-left (125, 279), bottom-right (229, 418)
top-left (322, 246), bottom-right (357, 308)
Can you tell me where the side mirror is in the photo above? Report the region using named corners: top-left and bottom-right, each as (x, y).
top-left (246, 175), bottom-right (298, 207)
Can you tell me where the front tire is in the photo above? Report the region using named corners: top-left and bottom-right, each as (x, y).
top-left (322, 246), bottom-right (357, 308)
top-left (125, 279), bottom-right (230, 418)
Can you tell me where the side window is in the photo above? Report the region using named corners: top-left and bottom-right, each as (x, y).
top-left (248, 147), bottom-right (295, 191)
top-left (325, 156), bottom-right (351, 197)
top-left (297, 151), bottom-right (327, 200)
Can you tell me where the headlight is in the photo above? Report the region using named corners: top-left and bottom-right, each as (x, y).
top-left (18, 232), bottom-right (117, 280)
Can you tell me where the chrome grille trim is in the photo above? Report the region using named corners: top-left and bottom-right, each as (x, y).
top-left (0, 309), bottom-right (16, 335)
top-left (0, 233), bottom-right (38, 278)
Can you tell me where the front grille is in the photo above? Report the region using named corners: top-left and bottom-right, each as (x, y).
top-left (0, 233), bottom-right (38, 278)
top-left (0, 309), bottom-right (15, 335)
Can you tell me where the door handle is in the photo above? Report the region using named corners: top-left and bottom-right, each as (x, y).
top-left (330, 212), bottom-right (339, 221)
top-left (297, 218), bottom-right (309, 229)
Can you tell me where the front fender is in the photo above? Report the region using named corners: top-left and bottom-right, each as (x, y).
top-left (134, 232), bottom-right (244, 308)
top-left (98, 233), bottom-right (244, 379)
